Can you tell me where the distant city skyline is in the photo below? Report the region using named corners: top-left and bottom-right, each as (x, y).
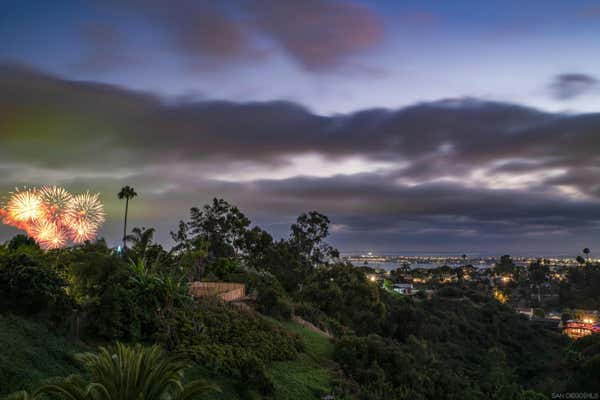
top-left (1, 0), bottom-right (600, 253)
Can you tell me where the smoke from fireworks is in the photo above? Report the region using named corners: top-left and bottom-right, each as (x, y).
top-left (1, 186), bottom-right (105, 249)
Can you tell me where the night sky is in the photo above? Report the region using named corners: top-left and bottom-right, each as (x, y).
top-left (1, 0), bottom-right (600, 255)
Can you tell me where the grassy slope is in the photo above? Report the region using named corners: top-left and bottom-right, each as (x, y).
top-left (266, 319), bottom-right (335, 400)
top-left (187, 318), bottom-right (336, 400)
top-left (0, 313), bottom-right (85, 397)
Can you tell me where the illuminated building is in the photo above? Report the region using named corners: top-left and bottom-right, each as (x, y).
top-left (393, 283), bottom-right (413, 295)
top-left (563, 319), bottom-right (600, 339)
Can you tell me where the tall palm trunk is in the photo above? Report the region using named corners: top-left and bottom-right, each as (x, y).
top-left (122, 198), bottom-right (129, 250)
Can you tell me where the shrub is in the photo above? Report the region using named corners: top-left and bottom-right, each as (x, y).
top-left (294, 302), bottom-right (349, 337)
top-left (0, 251), bottom-right (72, 319)
top-left (0, 313), bottom-right (83, 396)
top-left (64, 244), bottom-right (191, 341)
top-left (256, 286), bottom-right (293, 320)
top-left (205, 257), bottom-right (240, 279)
top-left (156, 298), bottom-right (301, 393)
top-left (224, 268), bottom-right (294, 320)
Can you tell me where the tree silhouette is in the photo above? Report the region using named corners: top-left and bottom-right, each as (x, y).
top-left (290, 211), bottom-right (339, 266)
top-left (176, 198), bottom-right (250, 258)
top-left (583, 247), bottom-right (591, 262)
top-left (127, 226), bottom-right (155, 259)
top-left (118, 186), bottom-right (137, 251)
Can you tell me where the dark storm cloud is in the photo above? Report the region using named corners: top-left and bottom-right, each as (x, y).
top-left (248, 174), bottom-right (600, 223)
top-left (550, 73), bottom-right (598, 100)
top-left (89, 0), bottom-right (384, 72)
top-left (2, 64), bottom-right (600, 252)
top-left (137, 175), bottom-right (600, 251)
top-left (4, 64), bottom-right (600, 178)
top-left (0, 66), bottom-right (561, 168)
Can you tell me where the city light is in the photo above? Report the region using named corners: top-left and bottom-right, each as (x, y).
top-left (493, 288), bottom-right (508, 304)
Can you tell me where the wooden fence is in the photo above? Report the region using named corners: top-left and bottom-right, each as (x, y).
top-left (188, 282), bottom-right (246, 302)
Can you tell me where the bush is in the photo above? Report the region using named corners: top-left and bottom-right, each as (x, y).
top-left (299, 263), bottom-right (386, 335)
top-left (156, 298), bottom-right (301, 392)
top-left (257, 286), bottom-right (293, 320)
top-left (66, 249), bottom-right (142, 340)
top-left (0, 250), bottom-right (72, 319)
top-left (294, 302), bottom-right (350, 337)
top-left (156, 298), bottom-right (302, 396)
top-left (64, 243), bottom-right (191, 341)
top-left (224, 268), bottom-right (294, 320)
top-left (0, 313), bottom-right (84, 396)
top-left (237, 357), bottom-right (275, 396)
top-left (205, 257), bottom-right (241, 279)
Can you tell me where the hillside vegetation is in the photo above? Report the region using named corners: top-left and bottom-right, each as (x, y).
top-left (1, 198), bottom-right (599, 399)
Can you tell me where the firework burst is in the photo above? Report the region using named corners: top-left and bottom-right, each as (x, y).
top-left (31, 220), bottom-right (68, 249)
top-left (67, 192), bottom-right (105, 243)
top-left (6, 189), bottom-right (43, 222)
top-left (1, 186), bottom-right (105, 249)
top-left (39, 186), bottom-right (73, 222)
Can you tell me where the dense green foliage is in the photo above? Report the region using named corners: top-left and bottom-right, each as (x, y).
top-left (183, 319), bottom-right (336, 400)
top-left (62, 240), bottom-right (190, 341)
top-left (288, 261), bottom-right (600, 399)
top-left (567, 334), bottom-right (600, 393)
top-left (0, 314), bottom-right (84, 396)
top-left (0, 242), bottom-right (72, 320)
top-left (332, 293), bottom-right (570, 399)
top-left (156, 298), bottom-right (302, 396)
top-left (559, 264), bottom-right (600, 310)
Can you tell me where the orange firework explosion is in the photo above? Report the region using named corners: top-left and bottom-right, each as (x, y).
top-left (70, 220), bottom-right (97, 244)
top-left (6, 189), bottom-right (43, 222)
top-left (1, 186), bottom-right (105, 250)
top-left (39, 186), bottom-right (73, 222)
top-left (66, 192), bottom-right (106, 243)
top-left (31, 220), bottom-right (67, 249)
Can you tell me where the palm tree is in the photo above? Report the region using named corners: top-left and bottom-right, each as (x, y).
top-left (20, 342), bottom-right (218, 400)
top-left (118, 186), bottom-right (137, 251)
top-left (127, 226), bottom-right (155, 259)
top-left (583, 247), bottom-right (591, 262)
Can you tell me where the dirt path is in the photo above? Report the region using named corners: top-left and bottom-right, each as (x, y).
top-left (292, 316), bottom-right (334, 338)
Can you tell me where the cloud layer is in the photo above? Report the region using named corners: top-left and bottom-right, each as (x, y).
top-left (85, 0), bottom-right (384, 73)
top-left (1, 64), bottom-right (600, 254)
